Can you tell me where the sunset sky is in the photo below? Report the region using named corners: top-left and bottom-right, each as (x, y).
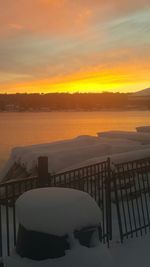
top-left (0, 0), bottom-right (150, 94)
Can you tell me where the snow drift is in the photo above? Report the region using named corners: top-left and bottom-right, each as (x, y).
top-left (1, 127), bottom-right (150, 182)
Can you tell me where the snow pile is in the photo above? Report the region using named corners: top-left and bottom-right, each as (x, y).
top-left (0, 136), bottom-right (108, 179)
top-left (16, 188), bottom-right (102, 236)
top-left (1, 127), bottom-right (150, 181)
top-left (61, 147), bottom-right (150, 173)
top-left (110, 235), bottom-right (150, 267)
top-left (97, 131), bottom-right (150, 144)
top-left (5, 226), bottom-right (150, 267)
top-left (0, 135), bottom-right (148, 181)
top-left (5, 245), bottom-right (111, 267)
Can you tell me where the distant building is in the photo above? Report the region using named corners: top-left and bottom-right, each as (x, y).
top-left (5, 104), bottom-right (20, 111)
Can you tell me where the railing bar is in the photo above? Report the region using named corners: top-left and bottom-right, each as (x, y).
top-left (113, 171), bottom-right (123, 243)
top-left (118, 168), bottom-right (129, 238)
top-left (68, 172), bottom-right (71, 188)
top-left (140, 163), bottom-right (150, 230)
top-left (101, 167), bottom-right (105, 243)
top-left (123, 164), bottom-right (134, 237)
top-left (131, 164), bottom-right (143, 236)
top-left (0, 204), bottom-right (3, 260)
top-left (94, 165), bottom-right (97, 203)
top-left (144, 166), bottom-right (150, 199)
top-left (97, 165), bottom-right (101, 208)
top-left (122, 223), bottom-right (150, 236)
top-left (12, 184), bottom-right (17, 246)
top-left (0, 176), bottom-right (38, 187)
top-left (137, 162), bottom-right (147, 234)
top-left (143, 166), bottom-right (150, 230)
top-left (116, 157), bottom-right (150, 168)
top-left (90, 166), bottom-right (93, 197)
top-left (5, 185), bottom-right (10, 256)
top-left (126, 163), bottom-right (138, 237)
top-left (51, 160), bottom-right (108, 178)
top-left (81, 168), bottom-right (85, 191)
top-left (86, 168), bottom-right (89, 194)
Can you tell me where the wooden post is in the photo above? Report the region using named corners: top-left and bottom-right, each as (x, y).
top-left (38, 156), bottom-right (49, 187)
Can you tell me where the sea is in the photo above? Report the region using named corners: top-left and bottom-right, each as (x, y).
top-left (0, 110), bottom-right (150, 171)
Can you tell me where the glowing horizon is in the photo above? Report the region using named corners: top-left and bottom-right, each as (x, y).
top-left (0, 1), bottom-right (150, 94)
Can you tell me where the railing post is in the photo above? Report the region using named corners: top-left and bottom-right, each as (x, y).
top-left (0, 205), bottom-right (3, 266)
top-left (113, 169), bottom-right (123, 243)
top-left (106, 157), bottom-right (112, 244)
top-left (38, 157), bottom-right (49, 187)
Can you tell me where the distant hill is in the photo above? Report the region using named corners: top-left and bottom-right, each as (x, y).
top-left (134, 88), bottom-right (150, 96)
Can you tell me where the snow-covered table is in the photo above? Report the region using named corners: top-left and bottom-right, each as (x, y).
top-left (4, 188), bottom-right (110, 267)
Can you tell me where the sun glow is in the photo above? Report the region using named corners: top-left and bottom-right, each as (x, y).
top-left (2, 62), bottom-right (150, 94)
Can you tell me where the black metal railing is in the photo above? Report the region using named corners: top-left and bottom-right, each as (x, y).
top-left (49, 159), bottom-right (112, 243)
top-left (113, 157), bottom-right (150, 242)
top-left (1, 155), bottom-right (150, 263)
top-left (0, 176), bottom-right (38, 260)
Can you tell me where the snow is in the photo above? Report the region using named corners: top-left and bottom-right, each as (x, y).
top-left (97, 131), bottom-right (150, 144)
top-left (4, 231), bottom-right (150, 267)
top-left (111, 235), bottom-right (150, 267)
top-left (60, 147), bottom-right (150, 173)
top-left (16, 188), bottom-right (102, 236)
top-left (3, 200), bottom-right (150, 267)
top-left (1, 132), bottom-right (150, 180)
top-left (4, 245), bottom-right (111, 267)
top-left (0, 135), bottom-right (110, 179)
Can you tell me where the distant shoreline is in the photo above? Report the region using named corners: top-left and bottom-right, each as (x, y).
top-left (0, 108), bottom-right (150, 113)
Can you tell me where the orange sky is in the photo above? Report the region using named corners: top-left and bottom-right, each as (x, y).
top-left (0, 0), bottom-right (150, 93)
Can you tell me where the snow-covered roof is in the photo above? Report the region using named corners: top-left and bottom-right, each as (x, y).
top-left (16, 188), bottom-right (102, 236)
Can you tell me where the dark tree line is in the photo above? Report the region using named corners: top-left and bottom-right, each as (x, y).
top-left (0, 92), bottom-right (149, 111)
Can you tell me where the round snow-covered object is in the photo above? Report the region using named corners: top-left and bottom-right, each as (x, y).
top-left (16, 188), bottom-right (102, 236)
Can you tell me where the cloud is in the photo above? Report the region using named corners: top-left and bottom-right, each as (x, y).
top-left (8, 23), bottom-right (24, 31)
top-left (0, 0), bottom-right (149, 92)
top-left (0, 0), bottom-right (149, 37)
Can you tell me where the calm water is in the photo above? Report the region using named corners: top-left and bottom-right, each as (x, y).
top-left (0, 111), bottom-right (150, 169)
